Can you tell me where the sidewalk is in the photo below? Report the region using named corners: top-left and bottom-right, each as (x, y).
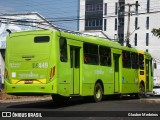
top-left (140, 97), bottom-right (160, 103)
top-left (0, 96), bottom-right (52, 103)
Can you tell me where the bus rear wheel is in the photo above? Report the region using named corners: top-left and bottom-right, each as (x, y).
top-left (139, 83), bottom-right (146, 98)
top-left (135, 83), bottom-right (145, 99)
top-left (94, 83), bottom-right (103, 102)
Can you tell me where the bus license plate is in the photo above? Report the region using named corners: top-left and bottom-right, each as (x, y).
top-left (24, 80), bottom-right (33, 84)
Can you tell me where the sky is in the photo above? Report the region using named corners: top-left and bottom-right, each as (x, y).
top-left (0, 0), bottom-right (79, 30)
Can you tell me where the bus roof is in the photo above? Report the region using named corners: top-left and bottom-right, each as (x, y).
top-left (7, 29), bottom-right (150, 55)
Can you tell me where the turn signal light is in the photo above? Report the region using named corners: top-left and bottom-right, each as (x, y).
top-left (5, 68), bottom-right (9, 80)
top-left (50, 66), bottom-right (55, 79)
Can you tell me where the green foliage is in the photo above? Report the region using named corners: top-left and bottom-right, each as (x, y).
top-left (152, 28), bottom-right (160, 38)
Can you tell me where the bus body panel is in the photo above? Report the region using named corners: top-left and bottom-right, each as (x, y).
top-left (5, 30), bottom-right (59, 95)
top-left (4, 29), bottom-right (153, 99)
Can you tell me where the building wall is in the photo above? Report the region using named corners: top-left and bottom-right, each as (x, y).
top-left (79, 0), bottom-right (160, 81)
top-left (79, 0), bottom-right (85, 32)
top-left (103, 0), bottom-right (118, 38)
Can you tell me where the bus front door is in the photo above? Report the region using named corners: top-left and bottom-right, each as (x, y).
top-left (113, 54), bottom-right (120, 93)
top-left (70, 46), bottom-right (80, 95)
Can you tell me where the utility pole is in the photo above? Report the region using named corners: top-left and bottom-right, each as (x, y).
top-left (125, 3), bottom-right (140, 47)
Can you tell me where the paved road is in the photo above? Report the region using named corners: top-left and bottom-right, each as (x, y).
top-left (0, 96), bottom-right (160, 120)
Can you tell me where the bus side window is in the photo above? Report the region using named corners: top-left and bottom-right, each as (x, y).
top-left (59, 37), bottom-right (67, 62)
top-left (99, 46), bottom-right (111, 66)
top-left (139, 54), bottom-right (144, 70)
top-left (122, 51), bottom-right (131, 68)
top-left (131, 52), bottom-right (139, 69)
top-left (84, 55), bottom-right (87, 63)
top-left (83, 43), bottom-right (98, 65)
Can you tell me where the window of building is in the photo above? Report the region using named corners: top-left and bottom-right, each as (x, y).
top-left (83, 43), bottom-right (98, 65)
top-left (86, 3), bottom-right (103, 12)
top-left (135, 1), bottom-right (139, 14)
top-left (92, 20), bottom-right (96, 26)
top-left (146, 17), bottom-right (149, 29)
top-left (118, 18), bottom-right (124, 26)
top-left (135, 17), bottom-right (138, 29)
top-left (147, 0), bottom-right (150, 13)
top-left (99, 46), bottom-right (111, 66)
top-left (104, 19), bottom-right (107, 31)
top-left (118, 34), bottom-right (124, 45)
top-left (134, 33), bottom-right (137, 46)
top-left (122, 51), bottom-right (131, 68)
top-left (118, 2), bottom-right (125, 13)
top-left (59, 37), bottom-right (67, 62)
top-left (96, 19), bottom-right (101, 26)
top-left (104, 3), bottom-right (107, 15)
top-left (85, 19), bottom-right (102, 27)
top-left (115, 18), bottom-right (117, 30)
top-left (115, 2), bottom-right (118, 15)
top-left (146, 33), bottom-right (149, 46)
top-left (96, 3), bottom-right (103, 11)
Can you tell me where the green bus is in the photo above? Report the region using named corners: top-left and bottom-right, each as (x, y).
top-left (4, 29), bottom-right (153, 103)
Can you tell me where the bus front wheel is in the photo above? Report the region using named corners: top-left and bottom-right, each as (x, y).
top-left (94, 83), bottom-right (103, 102)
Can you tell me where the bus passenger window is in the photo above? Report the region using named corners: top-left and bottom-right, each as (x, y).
top-left (122, 51), bottom-right (131, 68)
top-left (131, 53), bottom-right (139, 69)
top-left (139, 54), bottom-right (144, 70)
top-left (59, 37), bottom-right (67, 62)
top-left (99, 46), bottom-right (111, 66)
top-left (84, 55), bottom-right (87, 63)
top-left (83, 43), bottom-right (98, 65)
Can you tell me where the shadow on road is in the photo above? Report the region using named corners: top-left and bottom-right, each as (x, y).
top-left (6, 95), bottom-right (142, 109)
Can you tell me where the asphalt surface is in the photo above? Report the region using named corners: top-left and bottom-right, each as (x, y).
top-left (1, 95), bottom-right (160, 104)
top-left (1, 95), bottom-right (160, 120)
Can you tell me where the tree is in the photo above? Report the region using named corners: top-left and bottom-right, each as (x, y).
top-left (152, 28), bottom-right (160, 38)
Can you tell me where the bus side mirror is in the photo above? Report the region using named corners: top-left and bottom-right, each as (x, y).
top-left (154, 63), bottom-right (157, 69)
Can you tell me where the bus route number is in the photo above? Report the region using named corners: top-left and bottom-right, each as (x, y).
top-left (32, 62), bottom-right (48, 68)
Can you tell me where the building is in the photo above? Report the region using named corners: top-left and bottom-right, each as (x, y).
top-left (0, 12), bottom-right (55, 88)
top-left (79, 0), bottom-right (160, 82)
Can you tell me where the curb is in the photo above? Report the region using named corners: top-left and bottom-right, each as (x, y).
top-left (140, 98), bottom-right (160, 103)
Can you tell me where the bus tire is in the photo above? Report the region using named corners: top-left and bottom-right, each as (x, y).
top-left (135, 83), bottom-right (145, 99)
top-left (139, 83), bottom-right (146, 98)
top-left (94, 83), bottom-right (103, 102)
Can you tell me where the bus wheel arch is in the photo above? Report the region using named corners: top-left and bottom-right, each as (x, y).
top-left (93, 79), bottom-right (104, 102)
